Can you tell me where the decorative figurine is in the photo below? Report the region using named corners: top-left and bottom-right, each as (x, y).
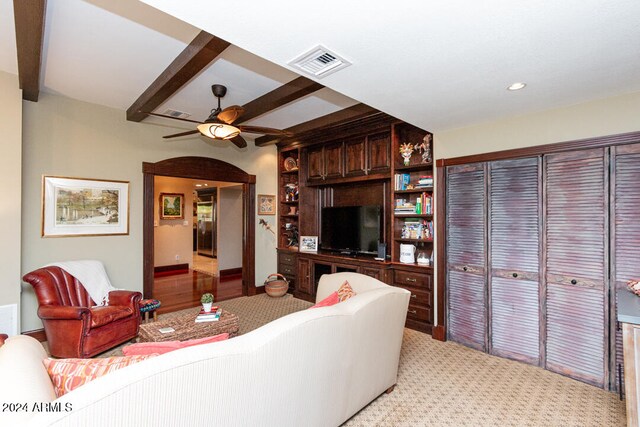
top-left (416, 134), bottom-right (432, 164)
top-left (399, 143), bottom-right (414, 166)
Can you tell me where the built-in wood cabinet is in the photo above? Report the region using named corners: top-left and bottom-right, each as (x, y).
top-left (303, 130), bottom-right (391, 185)
top-left (277, 250), bottom-right (297, 293)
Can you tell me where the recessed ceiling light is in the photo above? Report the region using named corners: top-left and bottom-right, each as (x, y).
top-left (507, 82), bottom-right (526, 91)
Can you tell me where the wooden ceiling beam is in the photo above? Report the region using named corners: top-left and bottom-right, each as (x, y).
top-left (254, 103), bottom-right (380, 146)
top-left (236, 76), bottom-right (323, 124)
top-left (126, 31), bottom-right (230, 122)
top-left (13, 0), bottom-right (47, 102)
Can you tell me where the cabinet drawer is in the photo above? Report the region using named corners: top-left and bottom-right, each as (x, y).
top-left (406, 303), bottom-right (431, 323)
top-left (278, 263), bottom-right (297, 277)
top-left (279, 253), bottom-right (297, 266)
top-left (393, 270), bottom-right (432, 289)
top-left (394, 284), bottom-right (431, 308)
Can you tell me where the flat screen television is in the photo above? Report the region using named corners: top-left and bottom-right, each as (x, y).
top-left (320, 205), bottom-right (382, 255)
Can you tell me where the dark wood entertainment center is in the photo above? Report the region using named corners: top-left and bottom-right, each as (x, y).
top-left (275, 113), bottom-right (435, 334)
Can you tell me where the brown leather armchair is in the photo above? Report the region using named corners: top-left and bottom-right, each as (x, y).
top-left (23, 266), bottom-right (142, 358)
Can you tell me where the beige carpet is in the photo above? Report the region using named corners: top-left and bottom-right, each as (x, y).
top-left (48, 294), bottom-right (626, 425)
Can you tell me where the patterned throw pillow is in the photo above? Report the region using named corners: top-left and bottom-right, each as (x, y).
top-left (310, 291), bottom-right (340, 309)
top-left (337, 281), bottom-right (357, 302)
top-left (43, 354), bottom-right (156, 397)
top-left (122, 333), bottom-right (229, 356)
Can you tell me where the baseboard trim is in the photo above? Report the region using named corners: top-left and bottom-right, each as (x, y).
top-left (154, 263), bottom-right (189, 277)
top-left (23, 328), bottom-right (47, 342)
top-left (219, 267), bottom-right (242, 280)
top-left (432, 325), bottom-right (446, 341)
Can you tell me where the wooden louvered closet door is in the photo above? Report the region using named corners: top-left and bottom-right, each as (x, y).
top-left (611, 143), bottom-right (640, 392)
top-left (446, 163), bottom-right (487, 351)
top-left (544, 148), bottom-right (609, 388)
top-left (488, 158), bottom-right (541, 364)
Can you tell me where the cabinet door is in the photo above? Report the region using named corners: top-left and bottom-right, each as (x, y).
top-left (544, 147), bottom-right (608, 388)
top-left (367, 132), bottom-right (391, 174)
top-left (324, 142), bottom-right (344, 179)
top-left (489, 157), bottom-right (541, 365)
top-left (446, 163), bottom-right (487, 351)
top-left (306, 146), bottom-right (324, 183)
top-left (612, 143), bottom-right (640, 392)
top-left (297, 258), bottom-right (312, 295)
top-left (344, 137), bottom-right (366, 177)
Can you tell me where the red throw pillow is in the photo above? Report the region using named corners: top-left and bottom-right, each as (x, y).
top-left (122, 333), bottom-right (229, 356)
top-left (310, 291), bottom-right (340, 309)
top-left (43, 355), bottom-right (155, 397)
top-left (337, 281), bottom-right (357, 302)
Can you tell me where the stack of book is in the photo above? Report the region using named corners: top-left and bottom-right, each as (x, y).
top-left (414, 175), bottom-right (433, 189)
top-left (195, 307), bottom-right (222, 323)
top-left (394, 198), bottom-right (416, 214)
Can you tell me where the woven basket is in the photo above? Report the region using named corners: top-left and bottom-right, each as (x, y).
top-left (264, 273), bottom-right (289, 298)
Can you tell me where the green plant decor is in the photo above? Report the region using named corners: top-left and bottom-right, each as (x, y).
top-left (200, 293), bottom-right (214, 304)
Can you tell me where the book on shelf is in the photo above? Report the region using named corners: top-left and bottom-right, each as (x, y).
top-left (394, 173), bottom-right (411, 191)
top-left (195, 308), bottom-right (222, 323)
top-left (395, 193), bottom-right (432, 215)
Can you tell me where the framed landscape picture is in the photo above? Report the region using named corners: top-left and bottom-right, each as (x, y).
top-left (42, 176), bottom-right (130, 237)
top-left (258, 194), bottom-right (276, 215)
top-left (299, 235), bottom-right (318, 253)
top-left (160, 193), bottom-right (184, 219)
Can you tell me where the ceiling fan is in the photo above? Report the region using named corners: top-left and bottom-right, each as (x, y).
top-left (143, 84), bottom-right (293, 148)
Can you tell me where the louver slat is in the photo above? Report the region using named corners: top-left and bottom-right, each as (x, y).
top-left (447, 164), bottom-right (486, 350)
top-left (489, 158), bottom-right (540, 363)
top-left (612, 143), bottom-right (640, 392)
top-left (544, 148), bottom-right (607, 388)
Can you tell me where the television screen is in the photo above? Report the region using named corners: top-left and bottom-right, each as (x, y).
top-left (320, 205), bottom-right (382, 254)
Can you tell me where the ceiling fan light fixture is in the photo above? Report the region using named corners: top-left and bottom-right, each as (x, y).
top-left (507, 82), bottom-right (527, 91)
top-left (197, 123), bottom-right (241, 140)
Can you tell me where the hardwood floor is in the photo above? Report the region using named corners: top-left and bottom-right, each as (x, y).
top-left (153, 270), bottom-right (242, 314)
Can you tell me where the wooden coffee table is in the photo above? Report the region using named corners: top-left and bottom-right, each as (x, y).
top-left (137, 308), bottom-right (239, 342)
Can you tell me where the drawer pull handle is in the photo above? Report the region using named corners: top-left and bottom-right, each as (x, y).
top-left (463, 266), bottom-right (468, 272)
top-left (411, 294), bottom-right (417, 299)
top-left (406, 278), bottom-right (417, 283)
top-left (571, 279), bottom-right (577, 285)
top-left (408, 309), bottom-right (417, 314)
top-left (512, 273), bottom-right (518, 278)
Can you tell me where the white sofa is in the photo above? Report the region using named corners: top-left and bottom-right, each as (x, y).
top-left (0, 272), bottom-right (410, 427)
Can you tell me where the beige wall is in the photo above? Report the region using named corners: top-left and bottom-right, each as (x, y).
top-left (21, 92), bottom-right (277, 332)
top-left (154, 176), bottom-right (195, 268)
top-left (0, 71), bottom-right (22, 335)
top-left (217, 186), bottom-right (243, 271)
top-left (431, 90), bottom-right (640, 326)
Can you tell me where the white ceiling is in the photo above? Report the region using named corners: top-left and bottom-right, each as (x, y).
top-left (1, 0), bottom-right (639, 137)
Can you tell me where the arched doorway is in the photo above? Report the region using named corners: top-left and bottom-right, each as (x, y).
top-left (142, 156), bottom-right (256, 298)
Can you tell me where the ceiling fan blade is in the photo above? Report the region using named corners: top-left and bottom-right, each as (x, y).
top-left (238, 125), bottom-right (293, 137)
top-left (142, 111), bottom-right (203, 125)
top-left (217, 105), bottom-right (244, 124)
top-left (230, 135), bottom-right (247, 148)
top-left (162, 130), bottom-right (201, 139)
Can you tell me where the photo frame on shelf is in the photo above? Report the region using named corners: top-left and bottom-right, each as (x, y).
top-left (258, 194), bottom-right (276, 215)
top-left (299, 236), bottom-right (318, 253)
top-left (42, 176), bottom-right (129, 237)
top-left (160, 193), bottom-right (184, 219)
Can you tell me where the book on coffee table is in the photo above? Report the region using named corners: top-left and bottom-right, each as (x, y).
top-left (195, 308), bottom-right (222, 323)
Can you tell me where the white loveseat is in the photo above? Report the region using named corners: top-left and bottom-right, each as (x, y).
top-left (0, 273), bottom-right (410, 427)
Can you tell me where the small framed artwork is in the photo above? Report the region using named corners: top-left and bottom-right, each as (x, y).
top-left (299, 236), bottom-right (318, 253)
top-left (160, 193), bottom-right (185, 219)
top-left (42, 176), bottom-right (129, 237)
top-left (258, 194), bottom-right (276, 215)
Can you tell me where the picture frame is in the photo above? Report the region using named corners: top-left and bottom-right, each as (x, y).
top-left (160, 193), bottom-right (185, 219)
top-left (258, 194), bottom-right (276, 215)
top-left (299, 235), bottom-right (318, 253)
top-left (42, 176), bottom-right (130, 237)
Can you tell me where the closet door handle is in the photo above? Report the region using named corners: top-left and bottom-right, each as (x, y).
top-left (571, 279), bottom-right (577, 285)
top-left (463, 266), bottom-right (468, 272)
top-left (512, 273), bottom-right (518, 278)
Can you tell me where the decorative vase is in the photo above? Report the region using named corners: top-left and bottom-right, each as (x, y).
top-left (399, 143), bottom-right (414, 166)
top-left (202, 302), bottom-right (213, 312)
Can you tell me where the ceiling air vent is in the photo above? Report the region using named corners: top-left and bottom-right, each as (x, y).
top-left (160, 108), bottom-right (191, 119)
top-left (289, 45), bottom-right (351, 78)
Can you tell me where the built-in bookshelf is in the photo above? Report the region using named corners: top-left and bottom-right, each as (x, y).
top-left (391, 123), bottom-right (434, 267)
top-left (278, 147), bottom-right (300, 250)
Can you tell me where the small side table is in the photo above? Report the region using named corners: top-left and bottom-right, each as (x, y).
top-left (139, 299), bottom-right (161, 323)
